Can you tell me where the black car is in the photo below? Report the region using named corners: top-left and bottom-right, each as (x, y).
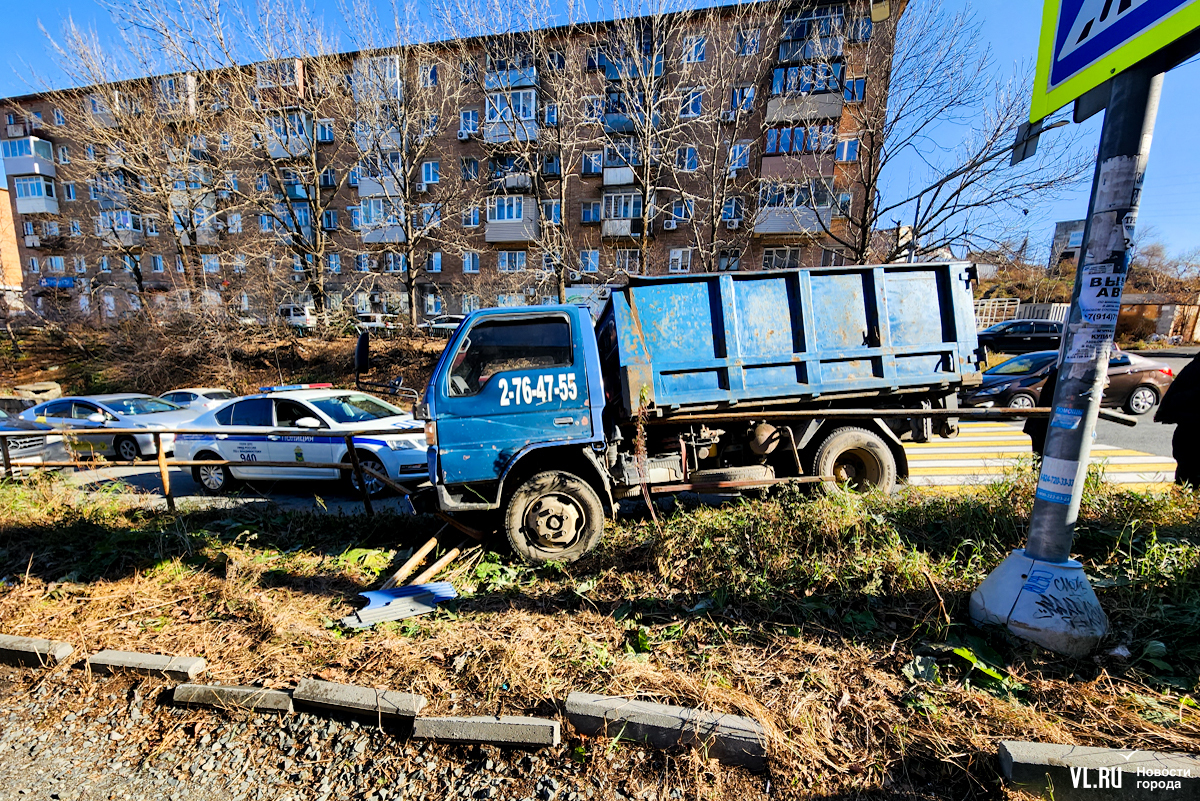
top-left (977, 319), bottom-right (1063, 355)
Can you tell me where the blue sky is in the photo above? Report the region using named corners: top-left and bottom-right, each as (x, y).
top-left (3, 0), bottom-right (1199, 259)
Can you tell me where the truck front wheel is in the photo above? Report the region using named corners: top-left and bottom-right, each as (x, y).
top-left (813, 427), bottom-right (897, 494)
top-left (504, 471), bottom-right (605, 564)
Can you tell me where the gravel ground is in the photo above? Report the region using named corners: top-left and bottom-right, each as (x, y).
top-left (0, 666), bottom-right (747, 801)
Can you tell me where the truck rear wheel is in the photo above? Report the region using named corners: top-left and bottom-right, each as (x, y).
top-left (813, 427), bottom-right (897, 494)
top-left (504, 471), bottom-right (604, 564)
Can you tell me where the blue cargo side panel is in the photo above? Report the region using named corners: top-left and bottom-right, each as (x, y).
top-left (809, 272), bottom-right (874, 351)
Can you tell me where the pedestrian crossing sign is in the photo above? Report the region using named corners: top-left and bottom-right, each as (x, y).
top-left (1032, 0), bottom-right (1200, 121)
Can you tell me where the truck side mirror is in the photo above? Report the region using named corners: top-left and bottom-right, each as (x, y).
top-left (354, 331), bottom-right (370, 374)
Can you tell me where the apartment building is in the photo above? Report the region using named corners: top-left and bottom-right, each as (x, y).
top-left (1, 0), bottom-right (893, 325)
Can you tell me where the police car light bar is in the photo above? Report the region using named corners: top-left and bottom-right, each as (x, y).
top-left (259, 383), bottom-right (335, 392)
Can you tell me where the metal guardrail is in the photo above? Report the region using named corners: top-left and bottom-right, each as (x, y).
top-left (0, 406), bottom-right (1137, 514)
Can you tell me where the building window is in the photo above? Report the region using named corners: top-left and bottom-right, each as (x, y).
top-left (220, 132), bottom-right (232, 150)
top-left (821, 249), bottom-right (846, 267)
top-left (579, 250), bottom-right (599, 273)
top-left (762, 247), bottom-right (802, 271)
top-left (349, 163), bottom-right (361, 187)
top-left (671, 199), bottom-right (694, 221)
top-left (176, 256), bottom-right (185, 273)
top-left (731, 85), bottom-right (755, 111)
top-left (75, 256), bottom-right (88, 273)
top-left (462, 294), bottom-right (481, 314)
top-left (835, 138), bottom-right (859, 162)
top-left (764, 123), bottom-right (837, 155)
top-left (46, 256), bottom-right (65, 273)
top-left (461, 157), bottom-right (479, 181)
top-left (497, 250), bottom-right (526, 272)
top-left (85, 144), bottom-right (95, 160)
top-left (426, 252), bottom-right (442, 273)
top-left (546, 50), bottom-right (566, 71)
top-left (844, 76), bottom-right (866, 103)
top-left (327, 253), bottom-right (341, 273)
top-left (316, 119), bottom-right (335, 142)
top-left (729, 142), bottom-right (751, 171)
top-left (675, 146), bottom-right (698, 172)
top-left (145, 217), bottom-right (159, 236)
top-left (848, 16), bottom-right (873, 43)
top-left (150, 255), bottom-right (163, 273)
top-left (462, 205), bottom-right (480, 227)
top-left (736, 28), bottom-right (760, 56)
top-left (542, 153), bottom-right (561, 176)
top-left (422, 161), bottom-right (440, 184)
top-left (485, 89), bottom-right (537, 123)
top-left (348, 206), bottom-right (361, 230)
top-left (462, 252), bottom-right (480, 273)
top-left (260, 214), bottom-right (274, 232)
top-left (256, 59), bottom-right (297, 88)
top-left (835, 192), bottom-right (853, 217)
top-left (70, 219), bottom-right (82, 236)
top-left (356, 254), bottom-right (372, 272)
top-left (419, 62), bottom-right (438, 87)
top-left (384, 253), bottom-right (406, 272)
top-left (722, 197), bottom-right (744, 221)
top-left (57, 145), bottom-right (70, 164)
top-left (42, 221), bottom-right (59, 237)
top-left (669, 249), bottom-right (692, 273)
top-left (581, 200), bottom-right (602, 223)
top-left (63, 183), bottom-right (75, 201)
top-left (459, 108), bottom-right (481, 136)
top-left (603, 192), bottom-right (642, 220)
top-left (227, 212), bottom-right (242, 233)
top-left (541, 200), bottom-right (561, 224)
top-left (53, 108), bottom-right (66, 126)
top-left (680, 88), bottom-right (702, 118)
top-left (581, 151), bottom-right (602, 176)
top-left (424, 292), bottom-right (443, 315)
top-left (682, 35), bottom-right (706, 63)
top-left (460, 60), bottom-right (477, 84)
top-left (543, 103), bottom-right (559, 126)
top-left (100, 256), bottom-right (111, 272)
top-left (421, 204), bottom-right (441, 227)
top-left (583, 95), bottom-right (603, 121)
top-left (488, 196), bottom-right (524, 221)
top-left (320, 167), bottom-right (336, 187)
top-left (759, 180), bottom-right (833, 209)
top-left (718, 249), bottom-right (741, 271)
top-left (614, 249), bottom-right (640, 274)
top-left (13, 176), bottom-right (55, 199)
top-left (321, 210), bottom-right (337, 230)
top-left (772, 63), bottom-right (844, 97)
top-left (202, 254), bottom-right (220, 273)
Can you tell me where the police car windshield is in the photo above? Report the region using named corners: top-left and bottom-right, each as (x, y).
top-left (107, 397), bottom-right (183, 415)
top-left (310, 394), bottom-right (405, 423)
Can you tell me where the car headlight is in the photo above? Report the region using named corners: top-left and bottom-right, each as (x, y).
top-left (975, 384), bottom-right (1006, 396)
top-left (387, 438), bottom-right (425, 450)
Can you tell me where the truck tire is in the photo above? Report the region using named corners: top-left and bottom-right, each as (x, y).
top-left (504, 471), bottom-right (604, 564)
top-left (813, 427), bottom-right (897, 494)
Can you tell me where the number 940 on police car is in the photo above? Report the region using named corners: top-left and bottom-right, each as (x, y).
top-left (499, 373), bottom-right (578, 406)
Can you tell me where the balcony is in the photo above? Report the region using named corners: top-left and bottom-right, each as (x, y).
top-left (23, 235), bottom-right (39, 248)
top-left (765, 93), bottom-right (844, 125)
top-left (484, 66), bottom-right (538, 91)
top-left (361, 224), bottom-right (406, 244)
top-left (2, 137), bottom-right (56, 178)
top-left (485, 205), bottom-right (539, 243)
top-left (601, 218), bottom-right (646, 238)
top-left (483, 121), bottom-right (538, 145)
top-left (357, 175), bottom-right (400, 197)
top-left (265, 133), bottom-right (311, 160)
top-left (502, 173), bottom-right (533, 191)
top-left (603, 53), bottom-right (664, 81)
top-left (100, 228), bottom-right (145, 249)
top-left (6, 124), bottom-right (28, 138)
top-left (752, 206), bottom-right (833, 236)
top-left (178, 228), bottom-right (218, 247)
top-left (283, 183), bottom-right (308, 201)
top-left (23, 234), bottom-right (66, 250)
top-left (15, 195), bottom-right (58, 215)
top-left (602, 166), bottom-right (636, 186)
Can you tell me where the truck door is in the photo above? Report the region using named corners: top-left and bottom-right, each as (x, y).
top-left (432, 312), bottom-right (592, 486)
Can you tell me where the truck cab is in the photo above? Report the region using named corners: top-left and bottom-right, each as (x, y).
top-left (422, 305), bottom-right (612, 562)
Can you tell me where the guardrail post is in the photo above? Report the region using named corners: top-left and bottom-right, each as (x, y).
top-left (0, 434), bottom-right (11, 481)
top-left (154, 433), bottom-right (176, 513)
top-left (344, 434), bottom-right (374, 516)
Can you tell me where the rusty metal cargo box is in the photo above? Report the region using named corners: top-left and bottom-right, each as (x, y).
top-left (598, 263), bottom-right (982, 417)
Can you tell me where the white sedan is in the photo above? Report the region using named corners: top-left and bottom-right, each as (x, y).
top-left (20, 394), bottom-right (197, 461)
top-left (176, 386), bottom-right (427, 496)
top-left (159, 387), bottom-right (236, 411)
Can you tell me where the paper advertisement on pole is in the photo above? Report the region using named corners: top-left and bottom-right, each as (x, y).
top-left (1079, 262), bottom-right (1126, 324)
top-left (1036, 456), bottom-right (1079, 505)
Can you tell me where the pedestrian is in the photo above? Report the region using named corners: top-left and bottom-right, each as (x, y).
top-left (1155, 354), bottom-right (1200, 487)
top-left (1024, 365), bottom-right (1057, 459)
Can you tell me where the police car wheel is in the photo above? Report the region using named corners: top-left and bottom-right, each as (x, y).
top-left (346, 453), bottom-right (389, 497)
top-left (115, 436), bottom-right (141, 462)
top-left (192, 454), bottom-right (237, 494)
top-left (505, 471), bottom-right (604, 564)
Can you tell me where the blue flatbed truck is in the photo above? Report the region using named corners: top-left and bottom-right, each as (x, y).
top-left (406, 262), bottom-right (982, 563)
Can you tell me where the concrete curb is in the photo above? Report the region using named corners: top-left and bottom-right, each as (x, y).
top-left (412, 715), bottom-right (561, 748)
top-left (0, 634), bottom-right (74, 668)
top-left (565, 692), bottom-right (766, 771)
top-left (292, 678), bottom-right (426, 720)
top-left (174, 684), bottom-right (294, 713)
top-left (87, 650), bottom-right (206, 681)
top-left (999, 740), bottom-right (1200, 800)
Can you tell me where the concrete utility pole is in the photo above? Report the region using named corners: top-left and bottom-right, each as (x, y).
top-left (970, 62), bottom-right (1163, 657)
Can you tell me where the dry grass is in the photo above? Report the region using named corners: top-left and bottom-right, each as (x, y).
top-left (1, 470), bottom-right (1198, 799)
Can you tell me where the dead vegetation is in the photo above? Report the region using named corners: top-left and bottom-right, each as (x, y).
top-left (0, 465), bottom-right (1197, 799)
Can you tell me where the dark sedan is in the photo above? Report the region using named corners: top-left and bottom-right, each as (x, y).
top-left (977, 319), bottom-right (1063, 355)
top-left (962, 349), bottom-right (1175, 415)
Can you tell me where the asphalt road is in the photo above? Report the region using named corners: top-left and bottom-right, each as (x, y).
top-left (1093, 347), bottom-right (1197, 458)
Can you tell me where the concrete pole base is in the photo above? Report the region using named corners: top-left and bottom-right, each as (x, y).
top-left (969, 549), bottom-right (1108, 658)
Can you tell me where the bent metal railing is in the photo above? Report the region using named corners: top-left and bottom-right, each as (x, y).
top-left (0, 405), bottom-right (1135, 516)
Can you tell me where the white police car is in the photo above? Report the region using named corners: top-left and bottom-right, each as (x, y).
top-left (177, 384), bottom-right (427, 496)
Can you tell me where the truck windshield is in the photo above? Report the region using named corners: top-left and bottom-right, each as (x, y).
top-left (448, 317), bottom-right (572, 396)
